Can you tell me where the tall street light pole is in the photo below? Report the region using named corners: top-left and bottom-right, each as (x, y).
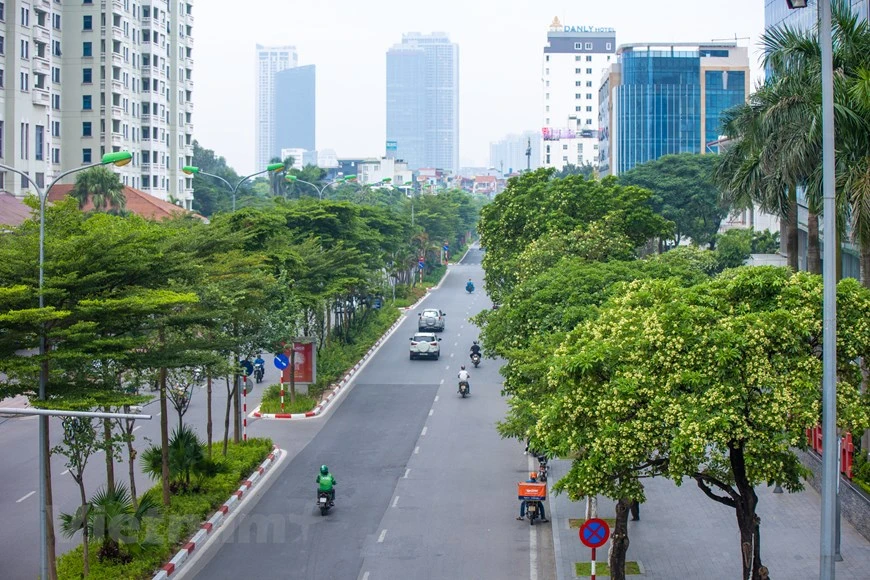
top-left (183, 163), bottom-right (286, 211)
top-left (285, 175), bottom-right (352, 200)
top-left (0, 150), bottom-right (134, 580)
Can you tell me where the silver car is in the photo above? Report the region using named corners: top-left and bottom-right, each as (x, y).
top-left (410, 332), bottom-right (441, 360)
top-left (418, 308), bottom-right (446, 332)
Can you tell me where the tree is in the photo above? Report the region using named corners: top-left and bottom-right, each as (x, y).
top-left (619, 153), bottom-right (729, 248)
top-left (554, 162), bottom-right (596, 180)
top-left (715, 229), bottom-right (753, 270)
top-left (190, 140), bottom-right (251, 216)
top-left (69, 166), bottom-right (126, 213)
top-left (539, 267), bottom-right (870, 580)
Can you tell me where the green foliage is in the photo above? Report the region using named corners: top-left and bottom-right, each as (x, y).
top-left (56, 438), bottom-right (273, 580)
top-left (715, 228), bottom-right (753, 270)
top-left (258, 385), bottom-right (318, 414)
top-left (751, 229), bottom-right (780, 253)
top-left (141, 425), bottom-right (220, 491)
top-left (619, 153), bottom-right (729, 248)
top-left (190, 140), bottom-right (252, 216)
top-left (69, 167), bottom-right (126, 213)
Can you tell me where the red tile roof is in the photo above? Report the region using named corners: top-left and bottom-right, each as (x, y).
top-left (48, 185), bottom-right (202, 221)
top-left (0, 193), bottom-right (33, 227)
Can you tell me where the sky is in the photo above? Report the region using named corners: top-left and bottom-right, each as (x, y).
top-left (195, 0), bottom-right (767, 174)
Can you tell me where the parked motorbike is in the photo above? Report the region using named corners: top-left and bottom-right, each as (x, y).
top-left (537, 456), bottom-right (549, 483)
top-left (458, 380), bottom-right (469, 398)
top-left (317, 491), bottom-right (333, 516)
top-left (254, 363), bottom-right (265, 384)
top-left (471, 353), bottom-right (481, 368)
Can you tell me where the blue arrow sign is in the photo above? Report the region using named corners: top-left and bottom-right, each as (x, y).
top-left (443, 244), bottom-right (449, 251)
top-left (239, 359), bottom-right (254, 376)
top-left (274, 353), bottom-right (289, 370)
top-left (418, 260), bottom-right (425, 270)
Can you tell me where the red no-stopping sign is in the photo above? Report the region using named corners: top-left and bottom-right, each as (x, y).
top-left (579, 518), bottom-right (610, 548)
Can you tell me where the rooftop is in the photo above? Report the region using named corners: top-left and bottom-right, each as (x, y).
top-left (48, 185), bottom-right (203, 221)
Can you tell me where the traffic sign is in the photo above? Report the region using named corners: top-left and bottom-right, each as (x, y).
top-left (239, 359), bottom-right (254, 376)
top-left (418, 259), bottom-right (425, 270)
top-left (579, 518), bottom-right (610, 548)
top-left (274, 353), bottom-right (289, 370)
top-left (443, 244), bottom-right (449, 251)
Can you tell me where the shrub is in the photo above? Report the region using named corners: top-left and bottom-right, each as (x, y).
top-left (258, 384), bottom-right (318, 414)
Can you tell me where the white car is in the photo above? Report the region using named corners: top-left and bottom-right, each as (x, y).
top-left (418, 308), bottom-right (446, 332)
top-left (410, 332), bottom-right (441, 360)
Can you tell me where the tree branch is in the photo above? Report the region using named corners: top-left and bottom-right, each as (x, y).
top-left (692, 472), bottom-right (738, 508)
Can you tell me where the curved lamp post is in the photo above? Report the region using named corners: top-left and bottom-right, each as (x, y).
top-left (182, 162), bottom-right (285, 211)
top-left (285, 174), bottom-right (363, 200)
top-left (0, 150), bottom-right (133, 580)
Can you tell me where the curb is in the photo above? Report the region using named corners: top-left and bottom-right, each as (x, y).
top-left (151, 445), bottom-right (283, 580)
top-left (252, 313), bottom-right (407, 420)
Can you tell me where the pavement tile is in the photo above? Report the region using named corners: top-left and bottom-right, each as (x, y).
top-left (549, 459), bottom-right (870, 579)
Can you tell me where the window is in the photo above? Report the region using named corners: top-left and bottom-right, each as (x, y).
top-left (20, 122), bottom-right (29, 160)
top-left (20, 39), bottom-right (29, 60)
top-left (575, 55), bottom-right (582, 61)
top-left (52, 40), bottom-right (60, 56)
top-left (35, 173), bottom-right (44, 188)
top-left (575, 81), bottom-right (582, 87)
top-left (82, 42), bottom-right (92, 57)
top-left (82, 94), bottom-right (92, 109)
top-left (586, 106), bottom-right (593, 112)
top-left (586, 68), bottom-right (593, 74)
top-left (51, 93), bottom-right (60, 109)
top-left (83, 15), bottom-right (92, 30)
top-left (0, 68), bottom-right (4, 88)
top-left (0, 36), bottom-right (3, 54)
top-left (82, 68), bottom-right (92, 83)
top-left (575, 106), bottom-right (582, 112)
top-left (20, 6), bottom-right (28, 27)
top-left (35, 126), bottom-right (44, 161)
top-left (52, 148), bottom-right (60, 164)
top-left (545, 55), bottom-right (549, 62)
top-left (585, 42), bottom-right (592, 50)
top-left (19, 72), bottom-right (28, 91)
top-left (606, 42), bottom-right (612, 51)
top-left (51, 121), bottom-right (59, 137)
top-left (52, 13), bottom-right (60, 30)
top-left (82, 122), bottom-right (92, 137)
top-left (0, 3), bottom-right (4, 21)
top-left (544, 68), bottom-right (549, 75)
top-left (586, 56), bottom-right (592, 62)
top-left (82, 148), bottom-right (92, 163)
top-left (563, 144), bottom-right (568, 150)
top-left (586, 93), bottom-right (593, 99)
top-left (587, 81), bottom-right (593, 87)
top-left (84, 0), bottom-right (92, 4)
top-left (575, 93), bottom-right (581, 99)
top-left (51, 67), bottom-right (60, 83)
top-left (575, 68), bottom-right (582, 74)
top-left (574, 43), bottom-right (582, 50)
top-left (0, 121), bottom-right (3, 158)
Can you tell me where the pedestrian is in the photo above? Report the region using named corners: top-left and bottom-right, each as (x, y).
top-left (629, 499), bottom-right (640, 521)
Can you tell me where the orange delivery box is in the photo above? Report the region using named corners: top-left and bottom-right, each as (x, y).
top-left (517, 482), bottom-right (547, 501)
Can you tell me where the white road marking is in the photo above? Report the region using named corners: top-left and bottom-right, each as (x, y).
top-left (450, 353), bottom-right (454, 358)
top-left (61, 469), bottom-right (70, 476)
top-left (440, 379), bottom-right (444, 385)
top-left (530, 522), bottom-right (539, 580)
top-left (421, 426), bottom-right (428, 436)
top-left (434, 395), bottom-right (439, 402)
top-left (461, 325), bottom-right (465, 329)
top-left (378, 529), bottom-right (387, 543)
top-left (16, 491), bottom-right (35, 503)
top-left (392, 496), bottom-right (399, 508)
top-left (428, 409), bottom-right (433, 416)
top-left (454, 342), bottom-right (458, 346)
top-left (445, 366), bottom-right (449, 371)
top-left (404, 468), bottom-right (411, 478)
top-left (132, 426), bottom-right (141, 432)
top-left (414, 446), bottom-right (420, 454)
top-left (362, 573), bottom-right (370, 580)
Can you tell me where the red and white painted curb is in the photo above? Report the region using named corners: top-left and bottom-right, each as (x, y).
top-left (151, 445), bottom-right (283, 580)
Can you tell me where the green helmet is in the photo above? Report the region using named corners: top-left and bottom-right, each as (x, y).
top-left (320, 465), bottom-right (329, 475)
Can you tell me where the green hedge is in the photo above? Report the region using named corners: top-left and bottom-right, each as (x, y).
top-left (258, 385), bottom-right (317, 414)
top-left (56, 438), bottom-right (273, 580)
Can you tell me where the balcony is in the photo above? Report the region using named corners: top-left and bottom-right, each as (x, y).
top-left (32, 88), bottom-right (50, 107)
top-left (111, 133), bottom-right (122, 147)
top-left (142, 17), bottom-right (152, 28)
top-left (33, 25), bottom-right (51, 44)
top-left (36, 0), bottom-right (51, 9)
top-left (32, 55), bottom-right (50, 75)
top-left (184, 123), bottom-right (193, 134)
top-left (141, 112), bottom-right (152, 122)
top-left (112, 52), bottom-right (123, 66)
top-left (141, 162), bottom-right (151, 172)
top-left (112, 105), bottom-right (123, 117)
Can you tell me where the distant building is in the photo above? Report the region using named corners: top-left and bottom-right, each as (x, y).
top-left (598, 42), bottom-right (749, 176)
top-left (279, 148), bottom-right (317, 170)
top-left (386, 33), bottom-right (459, 174)
top-left (489, 132), bottom-right (541, 175)
top-left (317, 149), bottom-right (340, 169)
top-left (765, 0), bottom-right (867, 35)
top-left (255, 44), bottom-right (298, 169)
top-left (541, 18), bottom-right (616, 171)
top-left (357, 157), bottom-right (413, 187)
top-left (275, 64), bottom-right (316, 154)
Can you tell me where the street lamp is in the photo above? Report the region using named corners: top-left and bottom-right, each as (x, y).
top-left (183, 162), bottom-right (285, 211)
top-left (0, 150), bottom-right (133, 580)
top-left (285, 174), bottom-right (356, 200)
top-left (785, 1), bottom-right (837, 578)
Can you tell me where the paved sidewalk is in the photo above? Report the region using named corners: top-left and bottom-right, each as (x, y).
top-left (548, 459), bottom-right (870, 579)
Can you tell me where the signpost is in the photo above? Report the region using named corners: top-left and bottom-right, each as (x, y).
top-left (238, 359), bottom-right (253, 441)
top-left (274, 353), bottom-right (289, 414)
top-left (579, 518), bottom-right (611, 580)
top-left (442, 243), bottom-right (449, 264)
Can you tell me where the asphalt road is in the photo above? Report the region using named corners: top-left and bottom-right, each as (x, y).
top-left (192, 247), bottom-right (556, 580)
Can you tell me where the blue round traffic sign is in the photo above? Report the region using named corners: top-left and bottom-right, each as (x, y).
top-left (274, 353), bottom-right (289, 370)
top-left (579, 518), bottom-right (610, 548)
top-left (239, 359), bottom-right (254, 376)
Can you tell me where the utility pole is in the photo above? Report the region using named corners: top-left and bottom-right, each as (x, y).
top-left (526, 138), bottom-right (532, 172)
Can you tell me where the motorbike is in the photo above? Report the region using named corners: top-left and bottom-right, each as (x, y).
top-left (525, 500), bottom-right (544, 525)
top-left (470, 353), bottom-right (481, 368)
top-left (537, 455), bottom-right (549, 483)
top-left (458, 380), bottom-right (469, 398)
top-left (254, 363), bottom-right (265, 384)
top-left (317, 491), bottom-right (333, 516)
top-left (465, 283), bottom-right (475, 293)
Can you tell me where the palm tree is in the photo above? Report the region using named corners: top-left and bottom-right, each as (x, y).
top-left (70, 166), bottom-right (126, 213)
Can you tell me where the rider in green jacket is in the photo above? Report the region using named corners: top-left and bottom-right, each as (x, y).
top-left (317, 465), bottom-right (336, 505)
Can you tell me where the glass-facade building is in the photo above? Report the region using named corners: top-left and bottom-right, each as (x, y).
top-left (612, 44), bottom-right (749, 174)
top-left (274, 65), bottom-right (316, 153)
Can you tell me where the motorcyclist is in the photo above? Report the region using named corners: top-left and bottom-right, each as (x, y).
top-left (457, 365), bottom-right (471, 395)
top-left (316, 465), bottom-right (336, 505)
top-left (517, 472), bottom-right (548, 522)
top-left (469, 341), bottom-right (482, 361)
top-left (254, 354), bottom-right (265, 367)
top-left (465, 278), bottom-right (474, 292)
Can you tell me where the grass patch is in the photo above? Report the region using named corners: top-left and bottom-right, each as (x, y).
top-left (56, 438), bottom-right (273, 580)
top-left (569, 517), bottom-right (616, 529)
top-left (258, 385), bottom-right (318, 414)
top-left (575, 561), bottom-right (642, 576)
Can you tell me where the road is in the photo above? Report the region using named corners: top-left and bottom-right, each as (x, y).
top-left (0, 348), bottom-right (275, 579)
top-left (190, 247), bottom-right (556, 580)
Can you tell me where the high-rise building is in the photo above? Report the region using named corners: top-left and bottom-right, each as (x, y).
top-left (489, 131), bottom-right (541, 175)
top-left (255, 44), bottom-right (297, 169)
top-left (274, 64), bottom-right (315, 154)
top-left (598, 42), bottom-right (749, 175)
top-left (386, 32), bottom-right (459, 174)
top-left (1, 1), bottom-right (195, 207)
top-left (540, 18), bottom-right (616, 171)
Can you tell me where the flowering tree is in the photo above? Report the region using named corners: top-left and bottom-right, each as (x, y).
top-left (538, 267), bottom-right (870, 580)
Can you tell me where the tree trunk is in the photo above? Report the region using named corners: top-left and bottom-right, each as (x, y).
top-left (730, 445), bottom-right (766, 580)
top-left (786, 184), bottom-right (799, 271)
top-left (861, 245), bottom-right (870, 288)
top-left (43, 419), bottom-right (58, 580)
top-left (807, 211), bottom-right (821, 274)
top-left (232, 374), bottom-right (240, 444)
top-left (207, 374), bottom-right (213, 459)
top-left (77, 478), bottom-right (90, 577)
top-left (103, 414), bottom-right (115, 494)
top-left (585, 496), bottom-right (598, 519)
top-left (608, 498), bottom-right (631, 580)
top-left (290, 348), bottom-right (297, 404)
top-left (223, 376), bottom-right (232, 457)
top-left (159, 365), bottom-right (170, 507)
top-left (123, 410), bottom-right (138, 510)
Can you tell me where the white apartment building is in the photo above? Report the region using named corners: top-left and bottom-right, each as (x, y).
top-left (357, 156), bottom-right (412, 187)
top-left (0, 0), bottom-right (194, 207)
top-left (255, 43), bottom-right (296, 171)
top-left (541, 17), bottom-right (615, 171)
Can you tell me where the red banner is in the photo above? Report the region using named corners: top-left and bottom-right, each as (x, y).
top-left (281, 342), bottom-right (316, 384)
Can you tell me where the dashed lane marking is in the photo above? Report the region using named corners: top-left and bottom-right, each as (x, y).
top-left (392, 496), bottom-right (399, 508)
top-left (421, 426), bottom-right (427, 436)
top-left (16, 491), bottom-right (35, 503)
top-left (378, 529), bottom-right (387, 543)
top-left (414, 446), bottom-right (420, 454)
top-left (429, 409), bottom-right (433, 416)
top-left (404, 469), bottom-right (411, 478)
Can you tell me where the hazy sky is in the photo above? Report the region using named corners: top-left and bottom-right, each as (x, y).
top-left (196, 0), bottom-right (766, 173)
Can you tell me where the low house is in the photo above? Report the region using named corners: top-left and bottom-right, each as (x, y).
top-left (48, 185), bottom-right (203, 221)
top-left (0, 193), bottom-right (32, 229)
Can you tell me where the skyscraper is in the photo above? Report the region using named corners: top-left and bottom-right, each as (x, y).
top-left (1, 1), bottom-right (195, 206)
top-left (275, 65), bottom-right (316, 154)
top-left (255, 44), bottom-right (297, 169)
top-left (540, 18), bottom-right (616, 171)
top-left (598, 42), bottom-right (749, 175)
top-left (386, 33), bottom-right (459, 174)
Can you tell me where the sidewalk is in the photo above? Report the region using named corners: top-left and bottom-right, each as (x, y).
top-left (548, 459), bottom-right (870, 579)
